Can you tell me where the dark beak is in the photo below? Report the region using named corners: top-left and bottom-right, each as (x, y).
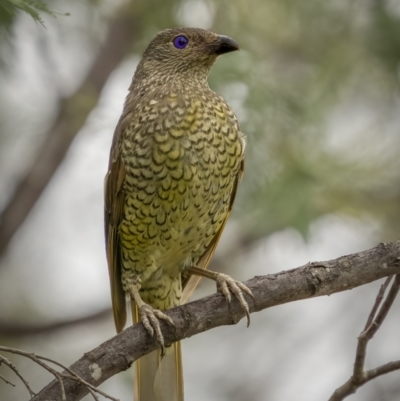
top-left (213, 35), bottom-right (240, 55)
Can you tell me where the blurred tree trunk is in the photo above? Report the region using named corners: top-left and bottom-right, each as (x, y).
top-left (0, 7), bottom-right (138, 255)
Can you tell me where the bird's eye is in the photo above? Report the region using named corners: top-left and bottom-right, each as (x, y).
top-left (173, 35), bottom-right (189, 49)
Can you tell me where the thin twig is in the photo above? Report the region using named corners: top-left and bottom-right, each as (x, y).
top-left (353, 276), bottom-right (393, 381)
top-left (363, 275), bottom-right (393, 330)
top-left (87, 387), bottom-right (100, 401)
top-left (39, 355), bottom-right (117, 401)
top-left (0, 373), bottom-right (16, 387)
top-left (0, 347), bottom-right (118, 401)
top-left (55, 372), bottom-right (66, 401)
top-left (57, 372), bottom-right (117, 401)
top-left (366, 360), bottom-right (400, 381)
top-left (329, 274), bottom-right (400, 401)
top-left (363, 274), bottom-right (400, 339)
top-left (0, 354), bottom-right (36, 398)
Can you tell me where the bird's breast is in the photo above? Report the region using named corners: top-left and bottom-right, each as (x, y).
top-left (119, 93), bottom-right (244, 282)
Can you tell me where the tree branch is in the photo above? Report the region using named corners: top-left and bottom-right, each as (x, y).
top-left (26, 241), bottom-right (400, 401)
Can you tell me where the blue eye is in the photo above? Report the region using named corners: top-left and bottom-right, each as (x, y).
top-left (173, 35), bottom-right (189, 49)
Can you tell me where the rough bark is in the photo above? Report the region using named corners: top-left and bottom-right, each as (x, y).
top-left (32, 241), bottom-right (400, 401)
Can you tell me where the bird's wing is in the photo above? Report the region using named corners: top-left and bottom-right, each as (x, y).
top-left (104, 144), bottom-right (127, 333)
top-left (181, 158), bottom-right (244, 304)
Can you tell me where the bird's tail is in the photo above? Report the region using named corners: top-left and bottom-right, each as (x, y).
top-left (132, 302), bottom-right (184, 401)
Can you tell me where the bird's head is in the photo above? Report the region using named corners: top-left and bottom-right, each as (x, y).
top-left (135, 27), bottom-right (240, 86)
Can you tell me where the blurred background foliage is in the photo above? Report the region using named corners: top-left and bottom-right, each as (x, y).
top-left (0, 0), bottom-right (59, 27)
top-left (0, 0), bottom-right (399, 400)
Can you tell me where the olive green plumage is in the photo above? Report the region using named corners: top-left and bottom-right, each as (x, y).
top-left (105, 27), bottom-right (245, 401)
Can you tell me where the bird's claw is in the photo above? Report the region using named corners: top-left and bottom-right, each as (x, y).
top-left (139, 304), bottom-right (174, 355)
top-left (216, 274), bottom-right (253, 327)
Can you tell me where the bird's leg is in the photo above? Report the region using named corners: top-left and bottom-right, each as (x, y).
top-left (186, 266), bottom-right (254, 326)
top-left (128, 281), bottom-right (174, 355)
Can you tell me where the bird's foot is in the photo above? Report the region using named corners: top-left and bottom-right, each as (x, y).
top-left (185, 265), bottom-right (254, 327)
top-left (215, 273), bottom-right (254, 327)
top-left (138, 304), bottom-right (174, 355)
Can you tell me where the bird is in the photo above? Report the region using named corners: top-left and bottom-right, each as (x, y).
top-left (104, 27), bottom-right (253, 401)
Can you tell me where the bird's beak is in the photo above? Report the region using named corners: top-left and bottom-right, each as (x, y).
top-left (212, 35), bottom-right (240, 55)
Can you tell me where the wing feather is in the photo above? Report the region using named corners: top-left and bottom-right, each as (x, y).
top-left (181, 159), bottom-right (244, 304)
top-left (104, 147), bottom-right (127, 332)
